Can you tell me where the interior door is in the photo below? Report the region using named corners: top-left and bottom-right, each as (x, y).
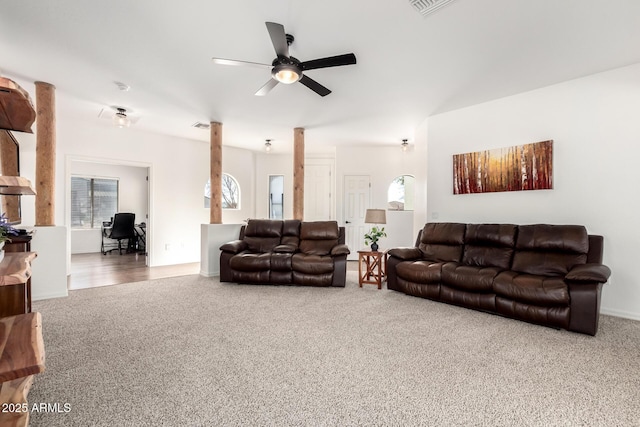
top-left (343, 175), bottom-right (370, 260)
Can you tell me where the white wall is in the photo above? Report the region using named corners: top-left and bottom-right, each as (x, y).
top-left (13, 86), bottom-right (257, 267)
top-left (421, 62), bottom-right (640, 320)
top-left (336, 146), bottom-right (424, 248)
top-left (70, 161), bottom-right (148, 254)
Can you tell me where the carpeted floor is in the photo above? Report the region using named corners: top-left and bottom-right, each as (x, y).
top-left (29, 272), bottom-right (640, 426)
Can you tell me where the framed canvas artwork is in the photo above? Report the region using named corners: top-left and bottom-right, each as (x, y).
top-left (453, 140), bottom-right (553, 194)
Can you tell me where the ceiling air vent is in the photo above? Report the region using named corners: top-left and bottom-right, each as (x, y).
top-left (409, 0), bottom-right (456, 17)
top-left (192, 122), bottom-right (210, 130)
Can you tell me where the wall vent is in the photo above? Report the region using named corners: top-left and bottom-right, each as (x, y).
top-left (192, 122), bottom-right (211, 130)
top-left (409, 0), bottom-right (456, 17)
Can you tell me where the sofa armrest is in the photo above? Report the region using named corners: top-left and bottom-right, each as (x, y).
top-left (566, 263), bottom-right (611, 283)
top-left (220, 240), bottom-right (248, 254)
top-left (388, 247), bottom-right (422, 261)
top-left (331, 244), bottom-right (350, 256)
top-left (274, 244), bottom-right (297, 253)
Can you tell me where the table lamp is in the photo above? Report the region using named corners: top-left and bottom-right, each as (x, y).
top-left (364, 209), bottom-right (387, 251)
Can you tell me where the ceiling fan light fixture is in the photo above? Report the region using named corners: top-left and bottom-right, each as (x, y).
top-left (113, 107), bottom-right (131, 128)
top-left (272, 63), bottom-right (300, 84)
top-left (401, 139), bottom-right (409, 152)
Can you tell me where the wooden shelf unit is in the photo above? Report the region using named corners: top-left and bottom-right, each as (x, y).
top-left (0, 312), bottom-right (46, 427)
top-left (0, 176), bottom-right (36, 196)
top-left (0, 252), bottom-right (37, 318)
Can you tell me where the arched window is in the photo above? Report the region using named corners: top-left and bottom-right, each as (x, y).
top-left (387, 175), bottom-right (415, 211)
top-left (204, 173), bottom-right (240, 209)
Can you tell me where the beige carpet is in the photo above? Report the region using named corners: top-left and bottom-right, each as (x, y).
top-left (29, 272), bottom-right (640, 426)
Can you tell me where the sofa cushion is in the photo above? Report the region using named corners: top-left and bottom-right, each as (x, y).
top-left (293, 271), bottom-right (333, 287)
top-left (291, 254), bottom-right (334, 274)
top-left (493, 270), bottom-right (570, 305)
top-left (440, 286), bottom-right (496, 311)
top-left (419, 222), bottom-right (466, 262)
top-left (232, 270), bottom-right (270, 284)
top-left (281, 219), bottom-right (301, 247)
top-left (496, 297), bottom-right (570, 329)
top-left (243, 219), bottom-right (283, 253)
top-left (396, 278), bottom-right (440, 299)
top-left (299, 221), bottom-right (339, 255)
top-left (270, 253), bottom-right (293, 272)
top-left (229, 252), bottom-right (271, 271)
top-left (442, 263), bottom-right (503, 292)
top-left (396, 260), bottom-right (445, 284)
top-left (462, 224), bottom-right (517, 269)
top-left (512, 224), bottom-right (588, 276)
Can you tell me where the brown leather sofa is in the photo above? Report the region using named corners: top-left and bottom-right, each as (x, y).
top-left (220, 219), bottom-right (350, 287)
top-left (387, 223), bottom-right (611, 335)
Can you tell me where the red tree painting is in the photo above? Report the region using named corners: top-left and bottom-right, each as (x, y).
top-left (453, 140), bottom-right (553, 194)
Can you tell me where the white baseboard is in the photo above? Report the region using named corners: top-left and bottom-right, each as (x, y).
top-left (199, 269), bottom-right (219, 278)
top-left (32, 290), bottom-right (69, 301)
top-left (600, 307), bottom-right (640, 321)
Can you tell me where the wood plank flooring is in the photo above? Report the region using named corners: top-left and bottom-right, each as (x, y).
top-left (69, 252), bottom-right (200, 290)
top-left (70, 254), bottom-right (359, 290)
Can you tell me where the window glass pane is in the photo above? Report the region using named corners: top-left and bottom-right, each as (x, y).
top-left (205, 175), bottom-right (240, 209)
top-left (204, 179), bottom-right (211, 208)
top-left (71, 177), bottom-right (92, 228)
top-left (269, 175), bottom-right (284, 219)
top-left (388, 175), bottom-right (415, 211)
top-left (222, 174), bottom-right (240, 209)
top-left (93, 179), bottom-right (118, 225)
top-left (70, 176), bottom-right (118, 229)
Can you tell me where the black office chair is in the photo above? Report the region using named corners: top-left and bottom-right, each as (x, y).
top-left (102, 213), bottom-right (136, 255)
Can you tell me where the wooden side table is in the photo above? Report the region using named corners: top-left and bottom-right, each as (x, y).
top-left (358, 250), bottom-right (387, 289)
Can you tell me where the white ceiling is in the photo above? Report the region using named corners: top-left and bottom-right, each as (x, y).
top-left (1, 0), bottom-right (639, 152)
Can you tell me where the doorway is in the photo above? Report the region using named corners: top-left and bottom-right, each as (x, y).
top-left (343, 175), bottom-right (370, 260)
top-left (268, 175), bottom-right (284, 219)
top-left (67, 158), bottom-right (152, 288)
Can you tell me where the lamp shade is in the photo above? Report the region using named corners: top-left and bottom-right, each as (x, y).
top-left (364, 209), bottom-right (386, 224)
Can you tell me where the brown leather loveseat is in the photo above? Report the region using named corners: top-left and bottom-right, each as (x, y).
top-left (220, 219), bottom-right (350, 287)
top-left (387, 223), bottom-right (611, 335)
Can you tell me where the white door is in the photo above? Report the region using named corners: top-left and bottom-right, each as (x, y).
top-left (304, 163), bottom-right (332, 221)
top-left (343, 175), bottom-right (370, 260)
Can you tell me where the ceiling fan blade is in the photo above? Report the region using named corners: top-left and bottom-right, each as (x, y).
top-left (265, 22), bottom-right (289, 58)
top-left (301, 53), bottom-right (356, 71)
top-left (212, 58), bottom-right (271, 69)
top-left (299, 75), bottom-right (331, 97)
top-left (255, 79), bottom-right (279, 96)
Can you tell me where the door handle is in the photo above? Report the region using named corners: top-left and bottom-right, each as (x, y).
top-left (345, 221), bottom-right (351, 224)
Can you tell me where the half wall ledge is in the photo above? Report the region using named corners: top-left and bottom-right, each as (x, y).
top-left (200, 223), bottom-right (243, 277)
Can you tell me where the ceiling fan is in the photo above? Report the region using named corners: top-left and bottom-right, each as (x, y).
top-left (212, 22), bottom-right (356, 97)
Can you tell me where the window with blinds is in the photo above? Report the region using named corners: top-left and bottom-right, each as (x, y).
top-left (70, 176), bottom-right (118, 228)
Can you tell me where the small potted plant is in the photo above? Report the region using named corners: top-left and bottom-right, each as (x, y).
top-left (0, 214), bottom-right (18, 262)
top-left (0, 213), bottom-right (19, 248)
top-left (364, 226), bottom-right (387, 252)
